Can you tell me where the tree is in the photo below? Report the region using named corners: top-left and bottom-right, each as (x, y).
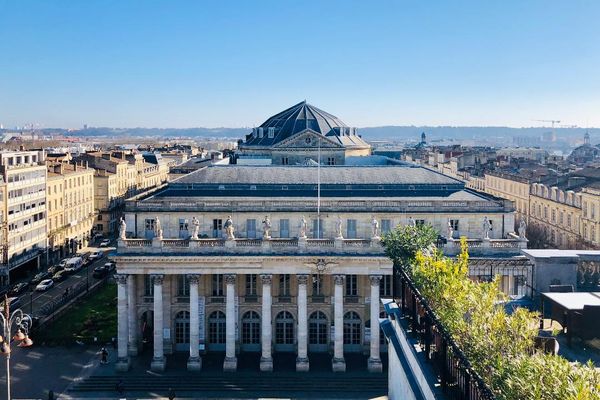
top-left (380, 223), bottom-right (438, 267)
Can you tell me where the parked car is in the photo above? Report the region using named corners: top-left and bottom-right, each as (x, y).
top-left (0, 297), bottom-right (22, 310)
top-left (35, 279), bottom-right (54, 291)
top-left (30, 271), bottom-right (51, 285)
top-left (92, 265), bottom-right (110, 279)
top-left (58, 259), bottom-right (68, 268)
top-left (47, 265), bottom-right (63, 275)
top-left (89, 251), bottom-right (103, 261)
top-left (105, 261), bottom-right (116, 270)
top-left (99, 239), bottom-right (111, 247)
top-left (9, 282), bottom-right (29, 296)
top-left (52, 270), bottom-right (69, 282)
top-left (63, 256), bottom-right (84, 273)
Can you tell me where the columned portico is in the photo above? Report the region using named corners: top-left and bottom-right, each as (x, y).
top-left (332, 274), bottom-right (346, 372)
top-left (150, 274), bottom-right (165, 371)
top-left (368, 275), bottom-right (383, 373)
top-left (223, 274), bottom-right (238, 372)
top-left (127, 274), bottom-right (138, 356)
top-left (260, 274), bottom-right (273, 371)
top-left (187, 274), bottom-right (202, 371)
top-left (115, 274), bottom-right (130, 371)
top-left (296, 274), bottom-right (309, 372)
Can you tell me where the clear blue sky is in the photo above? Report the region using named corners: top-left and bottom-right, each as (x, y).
top-left (1, 0), bottom-right (599, 129)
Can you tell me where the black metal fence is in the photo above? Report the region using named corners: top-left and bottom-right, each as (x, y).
top-left (397, 266), bottom-right (497, 400)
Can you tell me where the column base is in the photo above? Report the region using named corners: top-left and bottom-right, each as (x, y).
top-left (128, 343), bottom-right (138, 357)
top-left (368, 357), bottom-right (383, 373)
top-left (332, 357), bottom-right (346, 372)
top-left (115, 357), bottom-right (130, 372)
top-left (223, 356), bottom-right (237, 372)
top-left (151, 357), bottom-right (166, 372)
top-left (259, 357), bottom-right (273, 372)
top-left (187, 357), bottom-right (202, 371)
top-left (295, 357), bottom-right (310, 372)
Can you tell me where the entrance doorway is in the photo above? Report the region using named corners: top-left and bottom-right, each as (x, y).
top-left (174, 311), bottom-right (190, 351)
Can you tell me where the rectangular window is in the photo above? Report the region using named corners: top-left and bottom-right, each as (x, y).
top-left (380, 275), bottom-right (392, 297)
top-left (415, 219), bottom-right (425, 227)
top-left (246, 274), bottom-right (257, 296)
top-left (345, 275), bottom-right (358, 296)
top-left (212, 274), bottom-right (224, 296)
top-left (381, 219), bottom-right (392, 234)
top-left (177, 275), bottom-right (189, 297)
top-left (312, 275), bottom-right (322, 296)
top-left (279, 274), bottom-right (290, 296)
top-left (281, 157), bottom-right (289, 165)
top-left (312, 219), bottom-right (324, 238)
top-left (212, 219), bottom-right (223, 238)
top-left (327, 157), bottom-right (335, 165)
top-left (346, 219), bottom-right (357, 238)
top-left (144, 275), bottom-right (154, 297)
top-left (246, 219), bottom-right (257, 238)
top-left (449, 219), bottom-right (459, 232)
top-left (98, 214), bottom-right (103, 221)
top-left (279, 219), bottom-right (289, 238)
top-left (145, 218), bottom-right (155, 232)
top-left (179, 219), bottom-right (188, 231)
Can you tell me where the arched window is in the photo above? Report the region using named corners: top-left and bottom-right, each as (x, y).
top-left (275, 311), bottom-right (294, 344)
top-left (174, 311), bottom-right (190, 348)
top-left (309, 311), bottom-right (328, 345)
top-left (343, 311), bottom-right (361, 345)
top-left (208, 311), bottom-right (226, 344)
top-left (242, 311), bottom-right (260, 344)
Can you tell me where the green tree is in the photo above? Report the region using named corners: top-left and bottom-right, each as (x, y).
top-left (381, 223), bottom-right (438, 267)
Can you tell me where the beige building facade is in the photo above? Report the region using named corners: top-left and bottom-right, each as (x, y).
top-left (484, 172), bottom-right (531, 223)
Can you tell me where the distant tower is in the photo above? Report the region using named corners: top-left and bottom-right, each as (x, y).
top-left (584, 131), bottom-right (590, 146)
top-left (421, 132), bottom-right (426, 144)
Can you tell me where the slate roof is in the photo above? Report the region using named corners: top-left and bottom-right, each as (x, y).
top-left (241, 101), bottom-right (370, 149)
top-left (175, 165), bottom-right (460, 185)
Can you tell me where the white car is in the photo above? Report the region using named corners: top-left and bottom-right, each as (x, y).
top-left (35, 279), bottom-right (54, 292)
top-left (99, 239), bottom-right (111, 247)
top-left (89, 251), bottom-right (103, 260)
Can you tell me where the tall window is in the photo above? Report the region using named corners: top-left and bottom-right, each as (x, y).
top-left (208, 311), bottom-right (226, 344)
top-left (279, 274), bottom-right (291, 296)
top-left (380, 275), bottom-right (392, 297)
top-left (144, 275), bottom-right (154, 297)
top-left (241, 311), bottom-right (260, 344)
top-left (246, 219), bottom-right (257, 238)
top-left (179, 219), bottom-right (188, 231)
top-left (279, 219), bottom-right (290, 238)
top-left (212, 274), bottom-right (224, 296)
top-left (282, 157), bottom-right (289, 165)
top-left (343, 311), bottom-right (361, 344)
top-left (346, 219), bottom-right (357, 239)
top-left (312, 275), bottom-right (322, 296)
top-left (345, 275), bottom-right (358, 296)
top-left (174, 311), bottom-right (190, 345)
top-left (145, 218), bottom-right (155, 233)
top-left (309, 311), bottom-right (328, 344)
top-left (449, 219), bottom-right (459, 235)
top-left (312, 219), bottom-right (324, 238)
top-left (212, 219), bottom-right (223, 238)
top-left (246, 274), bottom-right (257, 296)
top-left (381, 219), bottom-right (392, 234)
top-left (177, 275), bottom-right (189, 297)
top-left (275, 311), bottom-right (294, 344)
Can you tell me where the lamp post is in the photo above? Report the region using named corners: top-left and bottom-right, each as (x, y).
top-left (0, 294), bottom-right (34, 400)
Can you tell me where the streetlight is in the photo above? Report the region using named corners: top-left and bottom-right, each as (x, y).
top-left (0, 294), bottom-right (33, 400)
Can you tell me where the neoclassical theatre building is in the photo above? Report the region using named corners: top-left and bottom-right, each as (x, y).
top-left (114, 103), bottom-right (525, 374)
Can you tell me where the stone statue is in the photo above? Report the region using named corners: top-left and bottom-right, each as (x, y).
top-left (482, 216), bottom-right (491, 239)
top-left (155, 216), bottom-right (163, 240)
top-left (262, 215), bottom-right (271, 239)
top-left (335, 216), bottom-right (343, 239)
top-left (371, 216), bottom-right (379, 238)
top-left (518, 218), bottom-right (527, 239)
top-left (299, 216), bottom-right (307, 238)
top-left (191, 216), bottom-right (200, 240)
top-left (447, 219), bottom-right (454, 239)
top-left (224, 215), bottom-right (235, 240)
top-left (119, 217), bottom-right (126, 240)
top-left (407, 217), bottom-right (416, 227)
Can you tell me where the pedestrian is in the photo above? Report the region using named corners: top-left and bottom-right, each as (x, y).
top-left (116, 379), bottom-right (124, 395)
top-left (168, 387), bottom-right (176, 400)
top-left (100, 346), bottom-right (108, 364)
top-left (112, 336), bottom-right (117, 349)
top-left (48, 390), bottom-right (54, 400)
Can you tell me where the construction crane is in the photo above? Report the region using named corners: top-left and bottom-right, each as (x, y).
top-left (533, 119), bottom-right (561, 128)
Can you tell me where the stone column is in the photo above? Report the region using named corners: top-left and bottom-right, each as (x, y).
top-left (332, 274), bottom-right (346, 372)
top-left (296, 274), bottom-right (309, 372)
top-left (260, 274), bottom-right (273, 371)
top-left (115, 274), bottom-right (130, 371)
top-left (223, 274), bottom-right (237, 372)
top-left (368, 275), bottom-right (383, 373)
top-left (187, 274), bottom-right (202, 371)
top-left (150, 274), bottom-right (165, 371)
top-left (127, 274), bottom-right (138, 356)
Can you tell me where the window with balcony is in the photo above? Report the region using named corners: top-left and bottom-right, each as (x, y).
top-left (312, 219), bottom-right (324, 238)
top-left (246, 219), bottom-right (257, 238)
top-left (346, 219), bottom-right (357, 239)
top-left (381, 219), bottom-right (392, 234)
top-left (212, 219), bottom-right (222, 238)
top-left (279, 219), bottom-right (289, 238)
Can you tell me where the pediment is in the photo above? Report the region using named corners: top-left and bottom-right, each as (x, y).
top-left (273, 129), bottom-right (343, 149)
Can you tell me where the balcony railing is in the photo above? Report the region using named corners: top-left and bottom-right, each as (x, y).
top-left (397, 267), bottom-right (496, 400)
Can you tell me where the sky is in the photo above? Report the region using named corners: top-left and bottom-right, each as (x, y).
top-left (0, 0), bottom-right (599, 129)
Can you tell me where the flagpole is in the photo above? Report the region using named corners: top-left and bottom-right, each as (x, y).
top-left (317, 132), bottom-right (321, 238)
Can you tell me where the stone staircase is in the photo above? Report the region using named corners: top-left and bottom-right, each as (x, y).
top-left (69, 374), bottom-right (387, 398)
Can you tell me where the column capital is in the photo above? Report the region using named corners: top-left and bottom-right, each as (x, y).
top-left (187, 274), bottom-right (201, 284)
top-left (114, 274), bottom-right (128, 285)
top-left (225, 274), bottom-right (237, 285)
top-left (369, 275), bottom-right (383, 286)
top-left (297, 274), bottom-right (309, 285)
top-left (333, 274), bottom-right (345, 286)
top-left (260, 274), bottom-right (272, 285)
top-left (151, 274), bottom-right (164, 285)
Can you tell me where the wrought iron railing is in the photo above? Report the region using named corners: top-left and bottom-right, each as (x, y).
top-left (397, 266), bottom-right (496, 400)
